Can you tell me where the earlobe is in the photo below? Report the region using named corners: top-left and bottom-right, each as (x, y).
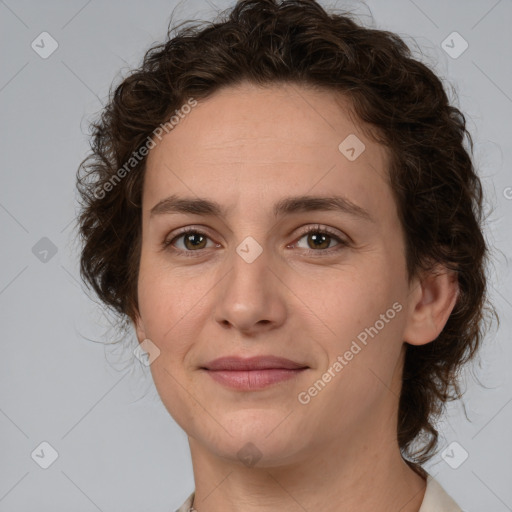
top-left (403, 265), bottom-right (459, 346)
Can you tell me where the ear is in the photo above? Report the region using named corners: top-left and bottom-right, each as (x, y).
top-left (403, 264), bottom-right (459, 346)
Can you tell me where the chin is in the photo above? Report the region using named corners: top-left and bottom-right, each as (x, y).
top-left (197, 412), bottom-right (308, 467)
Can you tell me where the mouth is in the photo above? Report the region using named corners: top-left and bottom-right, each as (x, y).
top-left (200, 356), bottom-right (309, 391)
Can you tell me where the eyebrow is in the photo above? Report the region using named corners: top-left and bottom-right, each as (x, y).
top-left (149, 194), bottom-right (374, 223)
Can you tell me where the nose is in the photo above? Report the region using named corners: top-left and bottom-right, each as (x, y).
top-left (213, 242), bottom-right (287, 337)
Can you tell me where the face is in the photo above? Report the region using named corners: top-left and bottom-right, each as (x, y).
top-left (134, 82), bottom-right (420, 466)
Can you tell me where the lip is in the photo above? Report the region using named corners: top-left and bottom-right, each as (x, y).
top-left (201, 356), bottom-right (309, 391)
top-left (202, 356), bottom-right (308, 371)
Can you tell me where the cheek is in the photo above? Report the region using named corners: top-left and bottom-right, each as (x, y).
top-left (317, 266), bottom-right (396, 336)
top-left (148, 359), bottom-right (201, 435)
top-left (137, 264), bottom-right (200, 423)
top-left (136, 257), bottom-right (185, 351)
top-left (311, 257), bottom-right (406, 382)
top-left (136, 254), bottom-right (219, 365)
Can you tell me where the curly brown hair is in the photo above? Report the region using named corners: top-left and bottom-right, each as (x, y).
top-left (76, 0), bottom-right (495, 474)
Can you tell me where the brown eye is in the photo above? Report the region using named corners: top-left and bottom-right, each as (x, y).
top-left (164, 229), bottom-right (215, 253)
top-left (163, 225), bottom-right (348, 258)
top-left (181, 232), bottom-right (208, 250)
top-left (294, 226), bottom-right (348, 253)
top-left (304, 232), bottom-right (333, 250)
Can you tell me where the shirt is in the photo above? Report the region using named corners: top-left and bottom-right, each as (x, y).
top-left (174, 473), bottom-right (462, 512)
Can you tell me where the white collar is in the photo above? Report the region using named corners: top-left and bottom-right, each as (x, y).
top-left (419, 474), bottom-right (462, 512)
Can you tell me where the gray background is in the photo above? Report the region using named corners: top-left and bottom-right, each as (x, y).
top-left (1, 0), bottom-right (511, 510)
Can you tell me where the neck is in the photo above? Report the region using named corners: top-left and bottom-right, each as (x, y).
top-left (187, 419), bottom-right (426, 512)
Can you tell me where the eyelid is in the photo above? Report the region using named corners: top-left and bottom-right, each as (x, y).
top-left (161, 225), bottom-right (219, 254)
top-left (287, 224), bottom-right (350, 256)
top-left (292, 224), bottom-right (348, 245)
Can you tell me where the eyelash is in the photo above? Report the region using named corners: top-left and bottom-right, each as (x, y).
top-left (162, 224), bottom-right (350, 258)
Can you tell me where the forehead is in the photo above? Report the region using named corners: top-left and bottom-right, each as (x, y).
top-left (143, 82), bottom-right (393, 220)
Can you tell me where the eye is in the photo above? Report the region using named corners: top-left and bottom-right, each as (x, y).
top-left (163, 228), bottom-right (218, 256)
top-left (291, 225), bottom-right (349, 254)
top-left (162, 224), bottom-right (349, 257)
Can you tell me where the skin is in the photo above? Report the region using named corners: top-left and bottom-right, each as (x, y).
top-left (133, 81), bottom-right (459, 512)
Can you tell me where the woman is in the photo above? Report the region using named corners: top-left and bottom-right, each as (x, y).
top-left (76, 1), bottom-right (493, 510)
